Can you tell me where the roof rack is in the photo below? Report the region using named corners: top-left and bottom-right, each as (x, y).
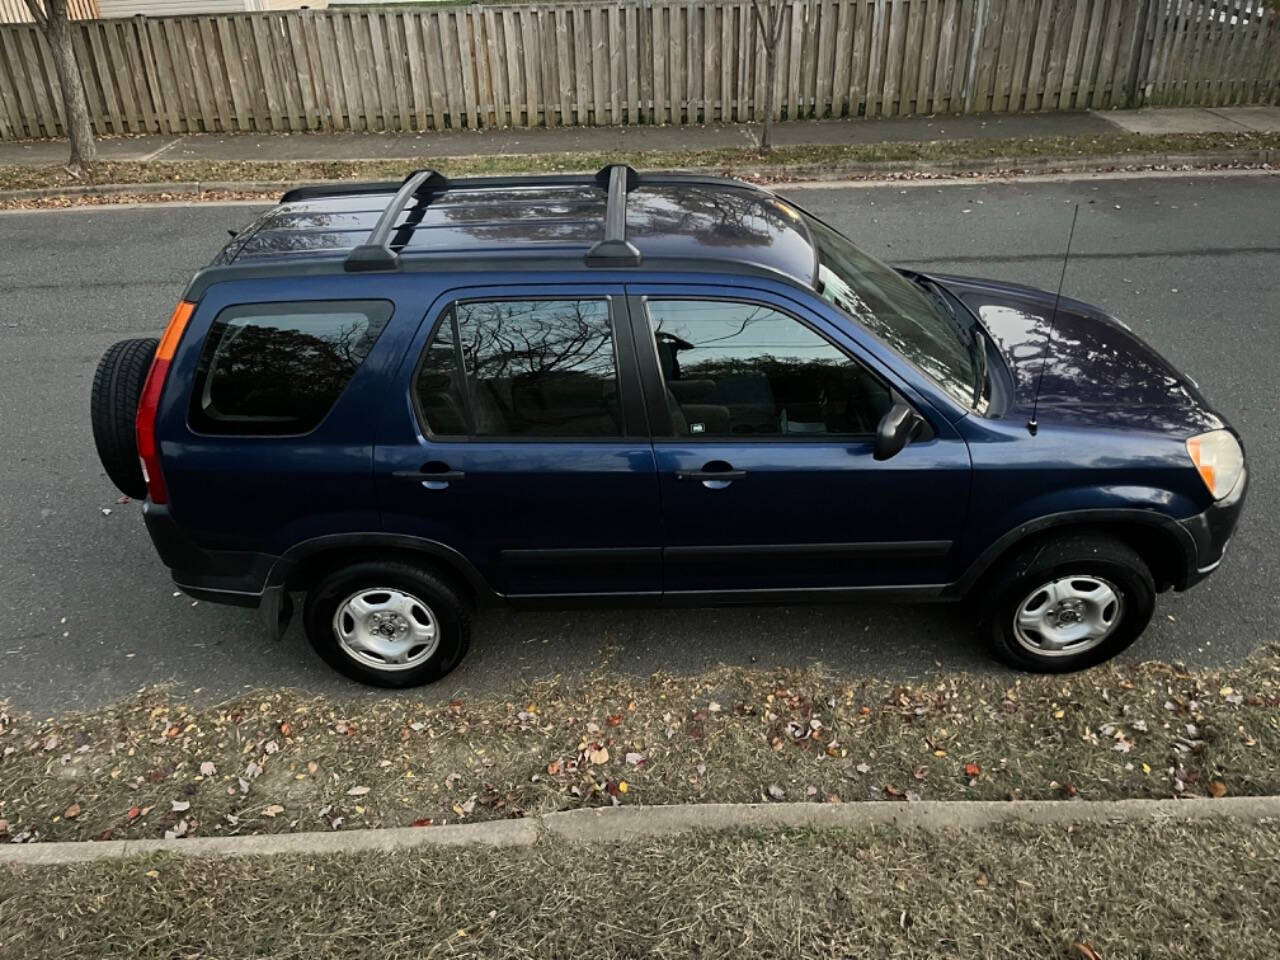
top-left (344, 168), bottom-right (448, 272)
top-left (585, 164), bottom-right (641, 268)
top-left (330, 163), bottom-right (752, 272)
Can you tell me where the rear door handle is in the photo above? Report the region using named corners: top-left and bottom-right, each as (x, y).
top-left (392, 465), bottom-right (465, 489)
top-left (676, 469), bottom-right (747, 481)
top-left (393, 469), bottom-right (466, 481)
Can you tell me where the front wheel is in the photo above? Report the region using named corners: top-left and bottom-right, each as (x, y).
top-left (977, 533), bottom-right (1155, 673)
top-left (303, 561), bottom-right (471, 687)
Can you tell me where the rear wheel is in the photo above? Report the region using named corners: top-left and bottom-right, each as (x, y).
top-left (303, 560), bottom-right (470, 687)
top-left (977, 533), bottom-right (1155, 672)
top-left (90, 337), bottom-right (158, 499)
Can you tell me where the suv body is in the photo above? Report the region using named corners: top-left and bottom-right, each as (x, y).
top-left (92, 167), bottom-right (1246, 685)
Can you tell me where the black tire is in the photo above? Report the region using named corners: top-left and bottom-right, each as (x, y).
top-left (90, 337), bottom-right (158, 500)
top-left (303, 560), bottom-right (471, 688)
top-left (976, 533), bottom-right (1155, 673)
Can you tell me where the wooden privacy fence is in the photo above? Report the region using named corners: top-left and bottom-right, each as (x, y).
top-left (0, 0), bottom-right (1277, 140)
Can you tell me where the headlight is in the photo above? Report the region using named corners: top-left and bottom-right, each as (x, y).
top-left (1186, 430), bottom-right (1244, 500)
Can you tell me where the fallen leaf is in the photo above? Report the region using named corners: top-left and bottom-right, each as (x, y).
top-left (346, 785), bottom-right (371, 796)
top-left (199, 761), bottom-right (217, 776)
top-left (546, 761), bottom-right (562, 776)
top-left (912, 764), bottom-right (929, 781)
top-left (587, 746), bottom-right (610, 765)
top-left (1071, 942), bottom-right (1102, 960)
top-left (606, 714), bottom-right (623, 726)
top-left (976, 870), bottom-right (989, 887)
top-left (280, 721), bottom-right (293, 737)
top-left (1208, 780), bottom-right (1228, 798)
top-left (42, 735), bottom-right (59, 752)
top-left (64, 803), bottom-right (81, 820)
top-left (171, 800), bottom-right (190, 812)
top-left (144, 869), bottom-right (160, 879)
top-left (766, 783), bottom-right (785, 800)
top-left (262, 804), bottom-right (285, 818)
top-left (964, 762), bottom-right (981, 778)
top-left (855, 763), bottom-right (871, 774)
top-left (884, 784), bottom-right (904, 798)
top-left (618, 780), bottom-right (629, 794)
top-left (412, 818), bottom-right (436, 827)
top-left (307, 761), bottom-right (318, 776)
top-left (624, 752), bottom-right (647, 767)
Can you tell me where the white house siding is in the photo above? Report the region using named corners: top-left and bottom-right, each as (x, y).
top-left (97, 0), bottom-right (253, 17)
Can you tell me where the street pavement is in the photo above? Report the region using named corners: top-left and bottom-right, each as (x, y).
top-left (0, 171), bottom-right (1277, 716)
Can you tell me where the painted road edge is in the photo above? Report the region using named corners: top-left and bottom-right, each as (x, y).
top-left (5, 796), bottom-right (1280, 866)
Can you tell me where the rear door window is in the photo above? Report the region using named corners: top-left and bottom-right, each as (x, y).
top-left (189, 300), bottom-right (391, 436)
top-left (415, 298), bottom-right (622, 438)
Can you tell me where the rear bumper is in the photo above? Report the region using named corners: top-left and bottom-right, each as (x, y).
top-left (143, 502), bottom-right (275, 605)
top-left (1173, 468), bottom-right (1247, 590)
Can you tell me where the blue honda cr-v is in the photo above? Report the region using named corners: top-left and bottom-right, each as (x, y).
top-left (90, 166), bottom-right (1246, 686)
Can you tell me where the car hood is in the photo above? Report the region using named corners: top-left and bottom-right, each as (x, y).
top-left (928, 273), bottom-right (1224, 436)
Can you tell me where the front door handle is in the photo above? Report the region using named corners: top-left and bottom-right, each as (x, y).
top-left (676, 461), bottom-right (747, 489)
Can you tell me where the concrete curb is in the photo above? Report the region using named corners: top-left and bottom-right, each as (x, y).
top-left (0, 149), bottom-right (1272, 203)
top-left (5, 796), bottom-right (1279, 866)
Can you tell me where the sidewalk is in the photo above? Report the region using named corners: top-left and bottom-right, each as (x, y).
top-left (9, 106), bottom-right (1278, 168)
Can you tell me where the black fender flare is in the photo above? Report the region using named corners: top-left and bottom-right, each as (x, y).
top-left (947, 508), bottom-right (1198, 598)
top-left (265, 533), bottom-right (500, 604)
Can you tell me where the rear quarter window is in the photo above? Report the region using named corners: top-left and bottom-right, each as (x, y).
top-left (188, 300), bottom-right (392, 436)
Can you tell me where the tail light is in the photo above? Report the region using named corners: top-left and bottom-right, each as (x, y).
top-left (136, 301), bottom-right (194, 505)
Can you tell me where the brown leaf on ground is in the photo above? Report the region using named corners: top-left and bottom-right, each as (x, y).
top-left (63, 803), bottom-right (81, 820)
top-left (1071, 942), bottom-right (1102, 960)
top-left (606, 714), bottom-right (623, 726)
top-left (884, 784), bottom-right (904, 798)
top-left (965, 762), bottom-right (982, 778)
top-left (1208, 780), bottom-right (1228, 798)
top-left (126, 806), bottom-right (142, 821)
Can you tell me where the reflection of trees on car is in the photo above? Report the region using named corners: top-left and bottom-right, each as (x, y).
top-left (456, 300), bottom-right (614, 382)
top-left (201, 320), bottom-right (369, 430)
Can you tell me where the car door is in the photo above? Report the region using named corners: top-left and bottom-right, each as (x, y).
top-left (623, 286), bottom-right (972, 597)
top-left (375, 285), bottom-right (662, 599)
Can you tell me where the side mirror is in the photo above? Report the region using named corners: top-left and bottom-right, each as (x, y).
top-left (874, 403), bottom-right (923, 461)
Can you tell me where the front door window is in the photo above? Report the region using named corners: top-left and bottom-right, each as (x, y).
top-left (645, 299), bottom-right (892, 438)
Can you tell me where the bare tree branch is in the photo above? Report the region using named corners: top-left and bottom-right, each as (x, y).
top-left (22, 0), bottom-right (49, 30)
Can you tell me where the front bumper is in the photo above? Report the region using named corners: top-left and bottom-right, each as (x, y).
top-left (1174, 468), bottom-right (1247, 589)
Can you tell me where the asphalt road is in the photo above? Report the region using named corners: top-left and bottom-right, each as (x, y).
top-left (1, 171), bottom-right (1277, 716)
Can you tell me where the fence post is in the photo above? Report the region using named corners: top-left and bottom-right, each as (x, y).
top-left (1128, 0), bottom-right (1155, 107)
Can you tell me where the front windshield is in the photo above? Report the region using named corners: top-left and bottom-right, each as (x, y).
top-left (803, 214), bottom-right (977, 408)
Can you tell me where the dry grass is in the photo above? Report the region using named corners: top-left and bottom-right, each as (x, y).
top-left (1, 130), bottom-right (1276, 197)
top-left (3, 648), bottom-right (1280, 845)
top-left (2, 819), bottom-right (1279, 959)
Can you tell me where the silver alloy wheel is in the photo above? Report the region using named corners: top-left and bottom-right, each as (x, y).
top-left (332, 587), bottom-right (439, 672)
top-left (1012, 575), bottom-right (1124, 657)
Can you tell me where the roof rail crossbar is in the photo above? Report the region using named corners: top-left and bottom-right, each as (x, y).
top-left (586, 164), bottom-right (642, 268)
top-left (344, 168), bottom-right (448, 272)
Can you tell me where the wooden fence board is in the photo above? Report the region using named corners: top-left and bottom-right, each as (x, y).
top-left (0, 2), bottom-right (1275, 141)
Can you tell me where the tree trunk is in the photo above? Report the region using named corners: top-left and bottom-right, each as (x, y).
top-left (35, 1), bottom-right (97, 173)
top-left (760, 49), bottom-right (777, 152)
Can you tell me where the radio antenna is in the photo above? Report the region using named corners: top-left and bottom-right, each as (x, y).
top-left (1028, 203), bottom-right (1079, 436)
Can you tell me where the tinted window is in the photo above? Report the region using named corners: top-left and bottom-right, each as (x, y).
top-left (416, 299), bottom-right (621, 438)
top-left (190, 300), bottom-right (391, 436)
top-left (646, 299), bottom-right (892, 437)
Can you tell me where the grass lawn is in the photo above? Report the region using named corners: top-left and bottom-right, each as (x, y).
top-left (0, 130), bottom-right (1275, 203)
top-left (2, 648), bottom-right (1279, 845)
top-left (2, 819), bottom-right (1278, 959)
